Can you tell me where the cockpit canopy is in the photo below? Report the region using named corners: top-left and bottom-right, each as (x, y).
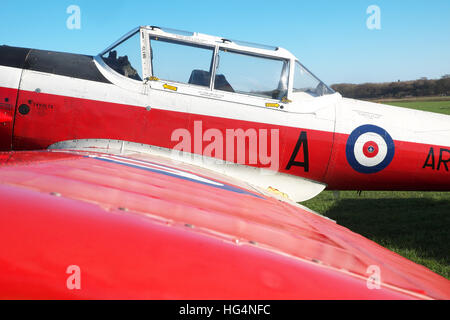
top-left (101, 30), bottom-right (143, 81)
top-left (100, 26), bottom-right (334, 99)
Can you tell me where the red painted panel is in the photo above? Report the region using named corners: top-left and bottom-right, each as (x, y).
top-left (325, 132), bottom-right (450, 190)
top-left (186, 113), bottom-right (333, 181)
top-left (11, 88), bottom-right (334, 182)
top-left (0, 87), bottom-right (18, 150)
top-left (0, 150), bottom-right (449, 299)
top-left (7, 86), bottom-right (450, 190)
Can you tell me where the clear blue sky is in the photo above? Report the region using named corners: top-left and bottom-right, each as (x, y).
top-left (1, 0), bottom-right (449, 85)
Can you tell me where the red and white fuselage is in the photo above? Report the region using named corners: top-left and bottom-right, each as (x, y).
top-left (0, 26), bottom-right (449, 201)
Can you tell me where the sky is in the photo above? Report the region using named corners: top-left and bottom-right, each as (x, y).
top-left (0, 0), bottom-right (449, 85)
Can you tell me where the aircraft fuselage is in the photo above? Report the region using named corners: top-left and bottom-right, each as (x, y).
top-left (0, 26), bottom-right (449, 199)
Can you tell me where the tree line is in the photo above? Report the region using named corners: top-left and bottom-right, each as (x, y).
top-left (331, 75), bottom-right (450, 99)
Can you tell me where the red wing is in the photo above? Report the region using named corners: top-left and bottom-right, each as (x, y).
top-left (0, 149), bottom-right (448, 299)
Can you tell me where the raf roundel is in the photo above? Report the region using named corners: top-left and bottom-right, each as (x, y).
top-left (345, 124), bottom-right (395, 174)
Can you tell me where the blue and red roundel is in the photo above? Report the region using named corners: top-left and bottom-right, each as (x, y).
top-left (346, 125), bottom-right (395, 174)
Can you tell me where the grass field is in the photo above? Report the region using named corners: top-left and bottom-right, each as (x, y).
top-left (301, 98), bottom-right (450, 280)
top-left (384, 100), bottom-right (450, 115)
top-left (376, 96), bottom-right (450, 115)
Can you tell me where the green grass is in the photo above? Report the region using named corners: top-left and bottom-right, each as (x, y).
top-left (300, 99), bottom-right (450, 279)
top-left (384, 100), bottom-right (450, 115)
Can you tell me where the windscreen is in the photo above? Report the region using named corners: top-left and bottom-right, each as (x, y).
top-left (293, 61), bottom-right (333, 96)
top-left (101, 31), bottom-right (142, 81)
